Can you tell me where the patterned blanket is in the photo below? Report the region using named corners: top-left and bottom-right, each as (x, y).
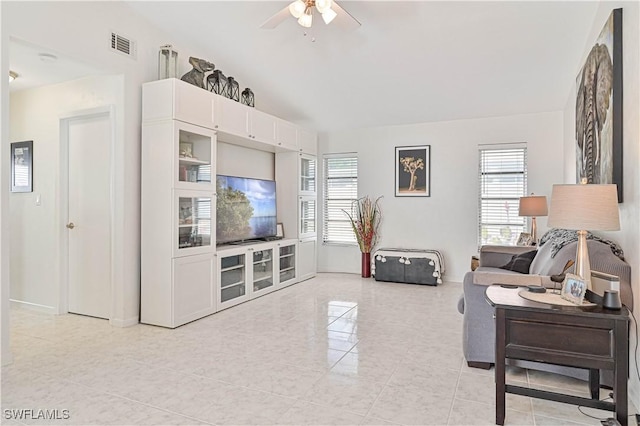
top-left (539, 228), bottom-right (624, 260)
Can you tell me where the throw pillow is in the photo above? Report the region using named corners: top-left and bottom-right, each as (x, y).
top-left (499, 250), bottom-right (537, 274)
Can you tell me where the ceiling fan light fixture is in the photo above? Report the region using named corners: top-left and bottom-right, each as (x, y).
top-left (289, 0), bottom-right (306, 18)
top-left (298, 9), bottom-right (313, 28)
top-left (321, 8), bottom-right (337, 24)
top-left (315, 0), bottom-right (332, 13)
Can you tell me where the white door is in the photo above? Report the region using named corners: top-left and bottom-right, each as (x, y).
top-left (67, 113), bottom-right (111, 319)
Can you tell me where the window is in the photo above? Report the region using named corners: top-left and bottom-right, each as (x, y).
top-left (323, 154), bottom-right (358, 245)
top-left (478, 145), bottom-right (527, 246)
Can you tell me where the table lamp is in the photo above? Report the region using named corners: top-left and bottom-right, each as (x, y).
top-left (518, 194), bottom-right (548, 243)
top-left (547, 182), bottom-right (620, 290)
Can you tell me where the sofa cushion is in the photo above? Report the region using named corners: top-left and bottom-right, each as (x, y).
top-left (499, 250), bottom-right (537, 274)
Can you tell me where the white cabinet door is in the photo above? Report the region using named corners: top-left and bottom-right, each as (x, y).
top-left (298, 238), bottom-right (317, 281)
top-left (216, 96), bottom-right (250, 138)
top-left (250, 110), bottom-right (277, 145)
top-left (297, 128), bottom-right (317, 155)
top-left (173, 254), bottom-right (215, 327)
top-left (217, 248), bottom-right (250, 310)
top-left (276, 119), bottom-right (297, 150)
top-left (175, 80), bottom-right (217, 129)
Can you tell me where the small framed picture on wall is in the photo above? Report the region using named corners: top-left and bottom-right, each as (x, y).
top-left (395, 145), bottom-right (430, 197)
top-left (11, 140), bottom-right (33, 193)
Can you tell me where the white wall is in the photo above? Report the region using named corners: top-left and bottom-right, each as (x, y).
top-left (319, 111), bottom-right (565, 282)
top-left (562, 1), bottom-right (640, 407)
top-left (9, 76), bottom-right (121, 312)
top-left (1, 4), bottom-right (13, 365)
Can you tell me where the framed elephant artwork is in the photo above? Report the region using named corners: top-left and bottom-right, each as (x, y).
top-left (575, 8), bottom-right (623, 202)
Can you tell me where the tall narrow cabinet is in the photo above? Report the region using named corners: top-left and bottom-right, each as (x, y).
top-left (141, 119), bottom-right (217, 328)
top-left (276, 144), bottom-right (318, 282)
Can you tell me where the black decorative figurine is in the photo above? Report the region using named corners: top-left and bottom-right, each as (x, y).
top-left (241, 88), bottom-right (255, 108)
top-left (180, 57), bottom-right (214, 89)
top-left (207, 70), bottom-right (229, 98)
top-left (227, 77), bottom-right (240, 102)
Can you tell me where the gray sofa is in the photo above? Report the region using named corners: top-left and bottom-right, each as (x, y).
top-left (458, 237), bottom-right (632, 381)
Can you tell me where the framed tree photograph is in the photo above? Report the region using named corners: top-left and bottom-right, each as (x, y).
top-left (11, 140), bottom-right (33, 193)
top-left (395, 145), bottom-right (430, 197)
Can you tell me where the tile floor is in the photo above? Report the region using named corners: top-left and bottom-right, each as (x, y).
top-left (1, 273), bottom-right (636, 425)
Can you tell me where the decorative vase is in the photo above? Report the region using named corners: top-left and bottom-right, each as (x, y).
top-left (361, 252), bottom-right (371, 278)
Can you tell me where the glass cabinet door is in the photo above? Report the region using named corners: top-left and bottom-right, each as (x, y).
top-left (220, 253), bottom-right (247, 304)
top-left (300, 155), bottom-right (316, 194)
top-left (177, 128), bottom-right (213, 186)
top-left (252, 248), bottom-right (274, 293)
top-left (177, 196), bottom-right (212, 253)
top-left (279, 244), bottom-right (296, 284)
top-left (300, 198), bottom-right (316, 238)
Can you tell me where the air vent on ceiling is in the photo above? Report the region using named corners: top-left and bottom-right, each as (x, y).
top-left (110, 31), bottom-right (136, 59)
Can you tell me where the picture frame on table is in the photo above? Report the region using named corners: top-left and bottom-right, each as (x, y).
top-left (517, 232), bottom-right (533, 246)
top-left (276, 223), bottom-right (284, 238)
top-left (561, 273), bottom-right (587, 305)
top-left (11, 140), bottom-right (33, 193)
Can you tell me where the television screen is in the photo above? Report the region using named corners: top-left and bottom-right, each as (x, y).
top-left (216, 175), bottom-right (277, 245)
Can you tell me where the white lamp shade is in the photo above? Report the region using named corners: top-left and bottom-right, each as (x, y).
top-left (321, 8), bottom-right (337, 24)
top-left (289, 0), bottom-right (306, 18)
top-left (315, 0), bottom-right (332, 13)
top-left (298, 11), bottom-right (313, 28)
top-left (547, 184), bottom-right (620, 231)
top-left (518, 195), bottom-right (548, 217)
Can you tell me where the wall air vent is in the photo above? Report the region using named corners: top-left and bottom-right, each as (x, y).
top-left (110, 31), bottom-right (136, 59)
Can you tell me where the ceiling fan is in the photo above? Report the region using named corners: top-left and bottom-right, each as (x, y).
top-left (260, 0), bottom-right (360, 30)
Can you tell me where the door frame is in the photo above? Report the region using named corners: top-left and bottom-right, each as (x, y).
top-left (58, 106), bottom-right (116, 319)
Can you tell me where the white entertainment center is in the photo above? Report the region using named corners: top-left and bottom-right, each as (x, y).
top-left (141, 78), bottom-right (317, 328)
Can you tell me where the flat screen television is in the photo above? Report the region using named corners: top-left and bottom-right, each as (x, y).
top-left (216, 175), bottom-right (277, 245)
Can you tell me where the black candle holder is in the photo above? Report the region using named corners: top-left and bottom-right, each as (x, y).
top-left (207, 70), bottom-right (229, 98)
top-left (227, 77), bottom-right (240, 102)
top-left (241, 88), bottom-right (255, 108)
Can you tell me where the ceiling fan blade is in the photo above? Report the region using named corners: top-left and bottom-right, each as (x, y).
top-left (332, 1), bottom-right (361, 30)
top-left (260, 5), bottom-right (291, 29)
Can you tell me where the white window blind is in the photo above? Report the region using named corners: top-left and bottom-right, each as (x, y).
top-left (478, 146), bottom-right (527, 246)
top-left (323, 154), bottom-right (358, 245)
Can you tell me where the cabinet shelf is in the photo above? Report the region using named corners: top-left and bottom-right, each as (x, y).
top-left (253, 257), bottom-right (272, 265)
top-left (221, 280), bottom-right (245, 290)
top-left (280, 253), bottom-right (294, 259)
top-left (280, 266), bottom-right (295, 273)
top-left (253, 274), bottom-right (273, 283)
top-left (221, 264), bottom-right (245, 273)
top-left (179, 156), bottom-right (209, 165)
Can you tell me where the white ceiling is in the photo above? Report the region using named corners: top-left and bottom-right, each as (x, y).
top-left (11, 2), bottom-right (601, 133)
top-left (9, 38), bottom-right (105, 93)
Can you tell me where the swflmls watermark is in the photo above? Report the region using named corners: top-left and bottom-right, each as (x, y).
top-left (4, 408), bottom-right (70, 421)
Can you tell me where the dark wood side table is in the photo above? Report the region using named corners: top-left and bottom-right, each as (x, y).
top-left (485, 285), bottom-right (629, 426)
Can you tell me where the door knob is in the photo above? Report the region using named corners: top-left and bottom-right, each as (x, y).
top-left (66, 222), bottom-right (75, 229)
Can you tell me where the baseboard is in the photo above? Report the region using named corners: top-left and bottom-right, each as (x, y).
top-left (9, 299), bottom-right (57, 315)
top-left (109, 316), bottom-right (139, 328)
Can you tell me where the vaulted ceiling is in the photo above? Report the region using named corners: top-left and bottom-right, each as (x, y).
top-left (12, 1), bottom-right (601, 133)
